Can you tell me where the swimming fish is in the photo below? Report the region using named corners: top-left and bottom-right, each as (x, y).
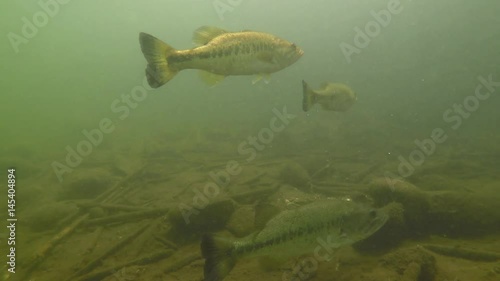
top-left (302, 80), bottom-right (357, 112)
top-left (139, 26), bottom-right (304, 88)
top-left (201, 199), bottom-right (387, 281)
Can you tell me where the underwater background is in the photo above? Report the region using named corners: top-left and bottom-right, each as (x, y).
top-left (1, 0), bottom-right (500, 280)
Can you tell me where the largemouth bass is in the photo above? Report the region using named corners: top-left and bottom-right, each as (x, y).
top-left (139, 26), bottom-right (304, 88)
top-left (201, 199), bottom-right (387, 281)
top-left (302, 80), bottom-right (357, 112)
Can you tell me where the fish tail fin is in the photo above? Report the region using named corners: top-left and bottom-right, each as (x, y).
top-left (201, 234), bottom-right (237, 281)
top-left (302, 80), bottom-right (316, 112)
top-left (139, 32), bottom-right (178, 88)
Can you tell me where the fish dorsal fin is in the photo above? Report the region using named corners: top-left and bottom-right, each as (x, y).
top-left (193, 26), bottom-right (229, 46)
top-left (256, 51), bottom-right (276, 64)
top-left (199, 70), bottom-right (225, 86)
top-left (254, 202), bottom-right (281, 230)
top-left (320, 82), bottom-right (330, 88)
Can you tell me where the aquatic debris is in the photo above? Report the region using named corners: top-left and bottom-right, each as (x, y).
top-left (422, 244), bottom-right (500, 262)
top-left (163, 253), bottom-right (203, 275)
top-left (69, 222), bottom-right (152, 280)
top-left (75, 250), bottom-right (174, 281)
top-left (84, 206), bottom-right (172, 226)
top-left (24, 214), bottom-right (90, 281)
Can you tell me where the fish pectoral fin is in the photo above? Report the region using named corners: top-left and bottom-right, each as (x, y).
top-left (256, 52), bottom-right (277, 64)
top-left (263, 74), bottom-right (271, 84)
top-left (199, 70), bottom-right (225, 86)
top-left (252, 73), bottom-right (271, 85)
top-left (193, 26), bottom-right (229, 46)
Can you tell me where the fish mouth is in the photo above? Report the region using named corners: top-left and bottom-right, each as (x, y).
top-left (289, 48), bottom-right (304, 62)
top-left (297, 48), bottom-right (305, 57)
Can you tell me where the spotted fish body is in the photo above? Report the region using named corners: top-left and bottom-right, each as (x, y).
top-left (139, 26), bottom-right (304, 88)
top-left (201, 199), bottom-right (388, 281)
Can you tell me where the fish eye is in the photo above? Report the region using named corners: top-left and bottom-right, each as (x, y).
top-left (369, 210), bottom-right (377, 218)
top-left (291, 43), bottom-right (296, 49)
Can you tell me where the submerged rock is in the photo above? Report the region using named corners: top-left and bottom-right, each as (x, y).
top-left (368, 177), bottom-right (500, 237)
top-left (226, 205), bottom-right (255, 237)
top-left (167, 198), bottom-right (235, 243)
top-left (59, 168), bottom-right (116, 200)
top-left (380, 247), bottom-right (436, 281)
top-left (368, 178), bottom-right (429, 235)
top-left (280, 161), bottom-right (311, 192)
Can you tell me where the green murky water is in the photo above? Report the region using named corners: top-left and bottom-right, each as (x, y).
top-left (1, 1), bottom-right (499, 280)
